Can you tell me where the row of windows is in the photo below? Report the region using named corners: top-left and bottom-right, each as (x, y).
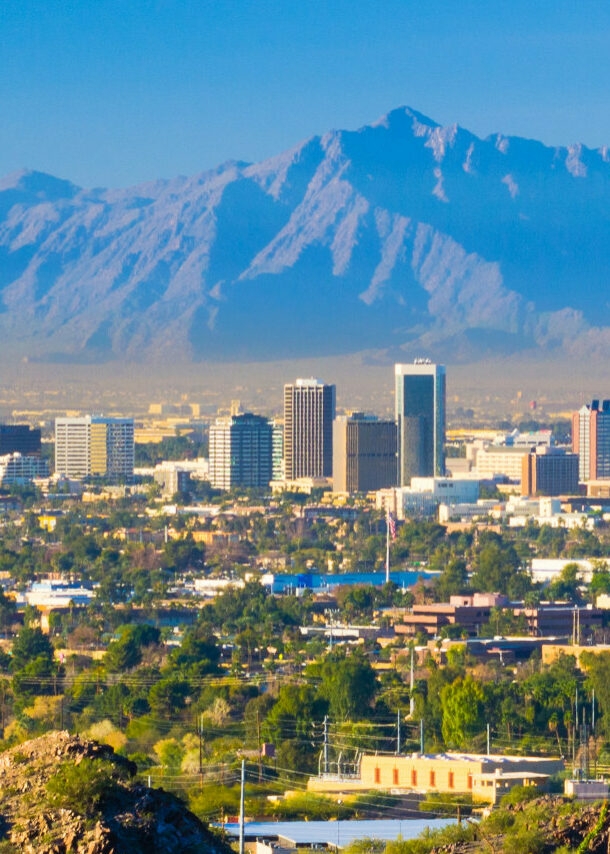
top-left (373, 767), bottom-right (472, 790)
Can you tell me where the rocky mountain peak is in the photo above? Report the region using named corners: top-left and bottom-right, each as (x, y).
top-left (1, 108), bottom-right (610, 364)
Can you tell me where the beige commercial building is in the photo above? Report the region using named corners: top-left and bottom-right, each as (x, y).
top-left (309, 752), bottom-right (563, 805)
top-left (284, 378), bottom-right (335, 480)
top-left (333, 414), bottom-right (396, 493)
top-left (474, 446), bottom-right (530, 482)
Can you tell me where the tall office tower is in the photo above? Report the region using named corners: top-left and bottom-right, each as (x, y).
top-left (271, 419), bottom-right (285, 482)
top-left (55, 416), bottom-right (134, 482)
top-left (90, 418), bottom-right (135, 482)
top-left (521, 446), bottom-right (579, 496)
top-left (209, 413), bottom-right (272, 490)
top-left (573, 400), bottom-right (610, 481)
top-left (0, 425), bottom-right (41, 456)
top-left (55, 417), bottom-right (90, 478)
top-left (333, 413), bottom-right (397, 493)
top-left (395, 361), bottom-right (446, 486)
top-left (284, 378), bottom-right (336, 479)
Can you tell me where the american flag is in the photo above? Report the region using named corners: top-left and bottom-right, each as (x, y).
top-left (387, 510), bottom-right (397, 540)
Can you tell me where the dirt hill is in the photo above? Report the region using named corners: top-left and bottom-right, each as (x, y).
top-left (0, 730), bottom-right (233, 854)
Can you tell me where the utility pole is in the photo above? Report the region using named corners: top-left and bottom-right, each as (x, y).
top-left (396, 710), bottom-right (401, 755)
top-left (198, 714), bottom-right (204, 775)
top-left (323, 715), bottom-right (329, 775)
top-left (239, 759), bottom-right (245, 854)
top-left (580, 709), bottom-right (589, 780)
top-left (420, 719), bottom-right (424, 754)
top-left (409, 645), bottom-right (415, 718)
top-left (486, 723), bottom-right (490, 756)
top-left (256, 709), bottom-right (262, 783)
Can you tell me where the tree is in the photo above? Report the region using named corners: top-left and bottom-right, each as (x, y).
top-left (105, 624), bottom-right (161, 672)
top-left (471, 532), bottom-right (530, 598)
top-left (316, 651), bottom-right (378, 721)
top-left (263, 683), bottom-right (324, 745)
top-left (11, 625), bottom-right (57, 698)
top-left (546, 562), bottom-right (582, 603)
top-left (441, 675), bottom-right (485, 748)
top-left (0, 588), bottom-right (16, 636)
top-left (161, 536), bottom-right (204, 574)
top-left (148, 677), bottom-right (190, 718)
top-left (580, 651), bottom-right (610, 736)
top-left (171, 626), bottom-right (220, 676)
top-left (434, 558), bottom-right (468, 600)
top-left (11, 626), bottom-right (54, 672)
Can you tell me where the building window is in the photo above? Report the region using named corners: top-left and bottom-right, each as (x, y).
top-left (374, 767), bottom-right (381, 784)
top-left (430, 770), bottom-right (436, 786)
top-left (467, 774), bottom-right (473, 790)
top-left (448, 771), bottom-right (454, 789)
top-left (393, 769), bottom-right (399, 785)
top-left (411, 769), bottom-right (417, 786)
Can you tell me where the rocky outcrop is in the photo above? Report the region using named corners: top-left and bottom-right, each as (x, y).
top-left (0, 731), bottom-right (231, 854)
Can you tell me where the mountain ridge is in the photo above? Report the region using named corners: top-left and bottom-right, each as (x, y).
top-left (1, 106), bottom-right (609, 364)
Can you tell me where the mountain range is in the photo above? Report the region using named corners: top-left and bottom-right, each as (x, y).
top-left (1, 106), bottom-right (610, 365)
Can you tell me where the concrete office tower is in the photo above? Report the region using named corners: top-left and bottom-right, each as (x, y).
top-left (55, 417), bottom-right (90, 478)
top-left (55, 416), bottom-right (134, 482)
top-left (209, 413), bottom-right (272, 490)
top-left (333, 413), bottom-right (397, 493)
top-left (522, 446), bottom-right (579, 496)
top-left (395, 361), bottom-right (446, 486)
top-left (573, 400), bottom-right (610, 481)
top-left (284, 378), bottom-right (336, 479)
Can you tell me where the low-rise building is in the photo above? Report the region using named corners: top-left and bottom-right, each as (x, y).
top-left (153, 463), bottom-right (192, 497)
top-left (308, 752), bottom-right (563, 805)
top-left (394, 594), bottom-right (508, 638)
top-left (376, 479), bottom-right (479, 520)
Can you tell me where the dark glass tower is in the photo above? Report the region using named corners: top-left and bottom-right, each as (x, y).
top-left (395, 361), bottom-right (446, 486)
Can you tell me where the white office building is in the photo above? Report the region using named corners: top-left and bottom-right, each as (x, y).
top-left (55, 416), bottom-right (134, 482)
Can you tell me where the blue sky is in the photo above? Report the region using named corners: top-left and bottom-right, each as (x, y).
top-left (2, 0), bottom-right (610, 188)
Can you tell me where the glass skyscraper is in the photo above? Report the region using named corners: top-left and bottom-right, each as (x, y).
top-left (395, 361), bottom-right (446, 486)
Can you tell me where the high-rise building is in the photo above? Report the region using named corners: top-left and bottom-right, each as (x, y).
top-left (521, 446), bottom-right (579, 496)
top-left (573, 400), bottom-right (610, 481)
top-left (55, 418), bottom-right (90, 478)
top-left (271, 419), bottom-right (285, 482)
top-left (0, 425), bottom-right (41, 456)
top-left (395, 361), bottom-right (446, 486)
top-left (55, 416), bottom-right (134, 482)
top-left (284, 378), bottom-right (335, 480)
top-left (209, 413), bottom-right (272, 490)
top-left (333, 413), bottom-right (397, 493)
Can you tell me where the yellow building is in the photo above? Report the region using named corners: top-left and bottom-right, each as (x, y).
top-left (309, 752), bottom-right (564, 805)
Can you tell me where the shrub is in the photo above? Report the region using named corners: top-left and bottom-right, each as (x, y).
top-left (502, 826), bottom-right (546, 854)
top-left (46, 758), bottom-right (128, 816)
top-left (418, 792), bottom-right (472, 816)
top-left (500, 784), bottom-right (543, 806)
